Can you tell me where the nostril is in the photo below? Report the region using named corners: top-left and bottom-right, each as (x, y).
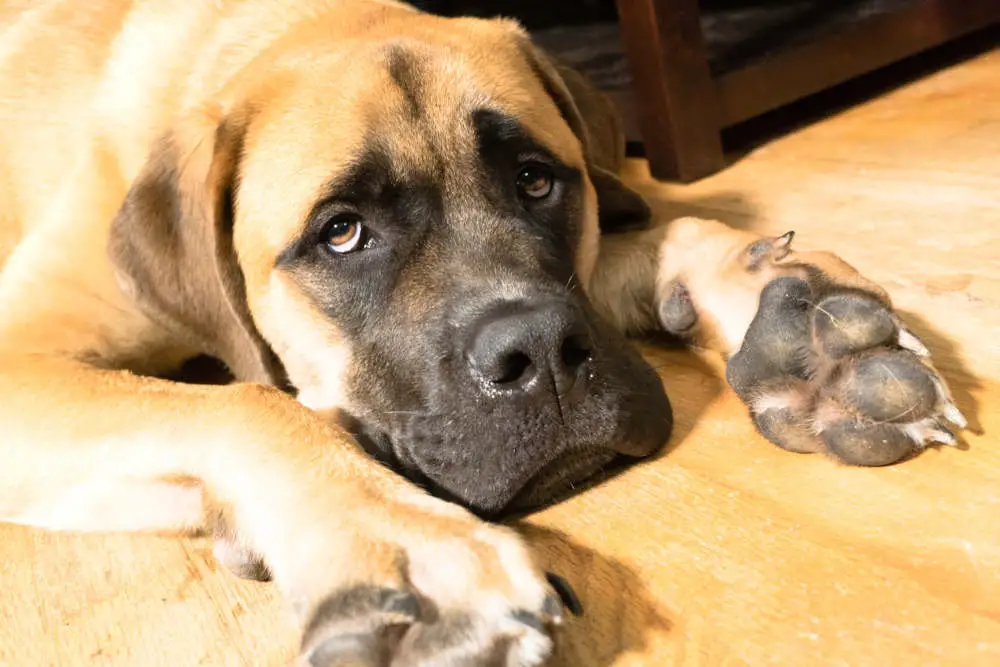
top-left (465, 300), bottom-right (593, 393)
top-left (495, 351), bottom-right (533, 385)
top-left (560, 334), bottom-right (592, 371)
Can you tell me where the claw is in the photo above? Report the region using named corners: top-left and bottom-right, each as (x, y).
top-left (902, 419), bottom-right (959, 448)
top-left (927, 368), bottom-right (968, 430)
top-left (745, 231), bottom-right (795, 271)
top-left (541, 594), bottom-right (565, 625)
top-left (545, 571), bottom-right (583, 617)
top-left (910, 351), bottom-right (970, 433)
top-left (501, 611), bottom-right (556, 666)
top-left (943, 401), bottom-right (969, 429)
top-left (897, 326), bottom-right (930, 356)
top-left (928, 422), bottom-right (958, 446)
top-left (903, 419), bottom-right (958, 448)
top-left (776, 230), bottom-right (795, 250)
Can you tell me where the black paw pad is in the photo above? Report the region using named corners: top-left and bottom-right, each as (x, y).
top-left (726, 277), bottom-right (813, 401)
top-left (812, 292), bottom-right (895, 359)
top-left (836, 351), bottom-right (937, 423)
top-left (754, 406), bottom-right (822, 454)
top-left (658, 280), bottom-right (698, 335)
top-left (821, 418), bottom-right (916, 466)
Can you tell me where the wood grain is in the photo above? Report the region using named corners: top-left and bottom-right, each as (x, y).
top-left (716, 0), bottom-right (1000, 126)
top-left (2, 40), bottom-right (999, 667)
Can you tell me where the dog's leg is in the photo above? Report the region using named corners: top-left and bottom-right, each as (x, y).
top-left (590, 216), bottom-right (967, 465)
top-left (0, 353), bottom-right (564, 666)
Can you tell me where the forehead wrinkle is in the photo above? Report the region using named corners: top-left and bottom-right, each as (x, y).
top-left (380, 24), bottom-right (578, 162)
top-left (384, 44), bottom-right (425, 120)
top-left (464, 50), bottom-right (583, 167)
top-left (370, 64), bottom-right (492, 191)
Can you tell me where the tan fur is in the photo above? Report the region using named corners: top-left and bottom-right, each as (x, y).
top-left (588, 217), bottom-right (883, 356)
top-left (0, 0), bottom-right (888, 663)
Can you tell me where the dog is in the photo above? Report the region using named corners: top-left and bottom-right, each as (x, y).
top-left (0, 1), bottom-right (967, 665)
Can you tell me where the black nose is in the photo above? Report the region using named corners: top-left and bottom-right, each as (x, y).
top-left (465, 300), bottom-right (593, 396)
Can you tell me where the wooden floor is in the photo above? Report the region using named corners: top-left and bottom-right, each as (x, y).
top-left (3, 44), bottom-right (1000, 667)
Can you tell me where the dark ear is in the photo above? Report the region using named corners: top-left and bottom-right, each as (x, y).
top-left (108, 111), bottom-right (285, 386)
top-left (521, 41), bottom-right (651, 234)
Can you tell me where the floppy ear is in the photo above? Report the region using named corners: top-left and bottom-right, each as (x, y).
top-left (108, 111), bottom-right (286, 386)
top-left (522, 42), bottom-right (651, 234)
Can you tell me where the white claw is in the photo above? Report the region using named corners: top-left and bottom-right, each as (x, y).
top-left (903, 419), bottom-right (960, 448)
top-left (943, 401), bottom-right (969, 430)
top-left (928, 425), bottom-right (958, 446)
top-left (898, 327), bottom-right (930, 356)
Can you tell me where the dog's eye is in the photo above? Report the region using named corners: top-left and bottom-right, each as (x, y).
top-left (324, 214), bottom-right (365, 253)
top-left (516, 163), bottom-right (554, 200)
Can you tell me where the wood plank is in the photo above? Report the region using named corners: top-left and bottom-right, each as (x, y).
top-left (717, 0), bottom-right (1000, 126)
top-left (3, 34), bottom-right (1000, 667)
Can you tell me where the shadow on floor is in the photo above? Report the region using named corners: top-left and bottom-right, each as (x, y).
top-left (513, 522), bottom-right (673, 667)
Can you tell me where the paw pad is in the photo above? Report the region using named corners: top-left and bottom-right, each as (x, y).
top-left (833, 351), bottom-right (938, 423)
top-left (726, 277), bottom-right (812, 402)
top-left (811, 292), bottom-right (895, 358)
top-left (729, 277), bottom-right (967, 466)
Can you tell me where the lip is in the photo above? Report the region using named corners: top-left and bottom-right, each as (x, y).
top-left (351, 423), bottom-right (637, 519)
top-left (340, 329), bottom-right (673, 518)
top-left (503, 449), bottom-right (633, 517)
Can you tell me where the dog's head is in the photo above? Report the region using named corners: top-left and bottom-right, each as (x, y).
top-left (109, 9), bottom-right (671, 517)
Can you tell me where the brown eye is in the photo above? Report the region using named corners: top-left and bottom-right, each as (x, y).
top-left (516, 163), bottom-right (554, 199)
top-left (324, 214), bottom-right (364, 253)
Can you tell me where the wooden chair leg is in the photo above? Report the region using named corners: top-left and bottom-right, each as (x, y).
top-left (615, 0), bottom-right (726, 182)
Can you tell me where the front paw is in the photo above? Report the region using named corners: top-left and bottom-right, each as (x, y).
top-left (293, 506), bottom-right (569, 667)
top-left (726, 276), bottom-right (967, 465)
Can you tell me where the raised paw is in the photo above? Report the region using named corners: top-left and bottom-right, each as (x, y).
top-left (726, 276), bottom-right (967, 466)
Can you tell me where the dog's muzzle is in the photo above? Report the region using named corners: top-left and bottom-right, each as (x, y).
top-left (355, 293), bottom-right (673, 519)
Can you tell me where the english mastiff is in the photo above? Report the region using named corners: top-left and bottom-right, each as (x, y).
top-left (0, 0), bottom-right (967, 664)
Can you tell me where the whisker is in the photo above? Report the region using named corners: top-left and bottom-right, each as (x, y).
top-left (798, 297), bottom-right (847, 333)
